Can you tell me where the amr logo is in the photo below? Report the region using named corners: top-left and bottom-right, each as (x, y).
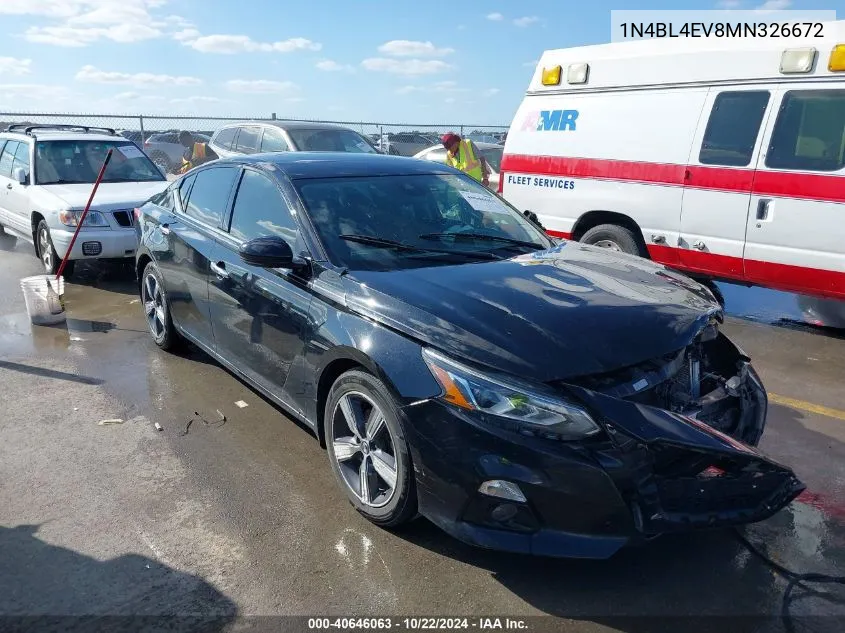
top-left (520, 109), bottom-right (579, 132)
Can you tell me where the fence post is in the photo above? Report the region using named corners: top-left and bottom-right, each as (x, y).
top-left (271, 112), bottom-right (277, 120)
top-left (459, 125), bottom-right (464, 137)
top-left (139, 115), bottom-right (145, 142)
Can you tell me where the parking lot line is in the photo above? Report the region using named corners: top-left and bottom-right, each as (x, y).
top-left (769, 393), bottom-right (845, 422)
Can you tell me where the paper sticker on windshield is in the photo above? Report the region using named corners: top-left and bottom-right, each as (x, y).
top-left (117, 145), bottom-right (144, 160)
top-left (459, 191), bottom-right (507, 214)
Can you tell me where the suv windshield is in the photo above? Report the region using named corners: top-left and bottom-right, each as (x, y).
top-left (35, 140), bottom-right (165, 185)
top-left (287, 128), bottom-right (377, 153)
top-left (296, 173), bottom-right (553, 271)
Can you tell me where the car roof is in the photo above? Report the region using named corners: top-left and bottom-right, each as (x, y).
top-left (216, 152), bottom-right (457, 179)
top-left (216, 120), bottom-right (359, 133)
top-left (0, 131), bottom-right (126, 143)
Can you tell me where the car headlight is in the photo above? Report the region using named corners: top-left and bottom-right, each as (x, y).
top-left (422, 348), bottom-right (600, 440)
top-left (58, 210), bottom-right (109, 227)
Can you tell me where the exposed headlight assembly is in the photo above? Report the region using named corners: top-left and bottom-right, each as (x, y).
top-left (422, 348), bottom-right (600, 440)
top-left (59, 210), bottom-right (109, 227)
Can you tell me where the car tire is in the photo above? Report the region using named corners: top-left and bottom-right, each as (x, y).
top-left (581, 223), bottom-right (645, 257)
top-left (36, 220), bottom-right (74, 278)
top-left (324, 369), bottom-right (417, 528)
top-left (141, 261), bottom-right (179, 350)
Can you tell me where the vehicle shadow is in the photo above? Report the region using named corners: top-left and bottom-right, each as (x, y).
top-left (69, 261), bottom-right (138, 296)
top-left (0, 524), bottom-right (238, 631)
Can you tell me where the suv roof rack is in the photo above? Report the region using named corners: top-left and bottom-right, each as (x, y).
top-left (4, 124), bottom-right (117, 136)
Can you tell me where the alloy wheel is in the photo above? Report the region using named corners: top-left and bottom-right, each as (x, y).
top-left (330, 391), bottom-right (398, 508)
top-left (142, 272), bottom-right (167, 340)
top-left (39, 227), bottom-right (53, 272)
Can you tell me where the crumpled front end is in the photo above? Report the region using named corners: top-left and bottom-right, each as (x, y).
top-left (562, 324), bottom-right (805, 535)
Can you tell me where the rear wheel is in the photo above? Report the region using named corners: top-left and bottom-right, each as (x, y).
top-left (141, 261), bottom-right (179, 350)
top-left (324, 370), bottom-right (417, 528)
top-left (581, 223), bottom-right (645, 257)
top-left (37, 220), bottom-right (74, 278)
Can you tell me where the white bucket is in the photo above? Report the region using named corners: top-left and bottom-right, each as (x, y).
top-left (20, 275), bottom-right (66, 325)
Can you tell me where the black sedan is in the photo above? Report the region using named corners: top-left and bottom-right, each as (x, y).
top-left (134, 153), bottom-right (804, 558)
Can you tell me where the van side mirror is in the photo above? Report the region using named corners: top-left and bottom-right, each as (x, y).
top-left (13, 167), bottom-right (27, 185)
top-left (238, 236), bottom-right (294, 269)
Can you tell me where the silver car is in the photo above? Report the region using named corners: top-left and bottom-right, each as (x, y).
top-left (413, 142), bottom-right (503, 191)
top-left (377, 132), bottom-right (441, 157)
top-left (208, 121), bottom-right (378, 158)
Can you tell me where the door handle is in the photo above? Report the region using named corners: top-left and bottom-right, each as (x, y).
top-left (5, 183), bottom-right (12, 190)
top-left (692, 240), bottom-right (706, 251)
top-left (210, 261), bottom-right (229, 278)
top-left (756, 199), bottom-right (772, 221)
top-left (160, 223), bottom-right (171, 235)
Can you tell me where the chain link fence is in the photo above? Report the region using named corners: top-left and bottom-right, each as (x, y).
top-left (0, 112), bottom-right (508, 170)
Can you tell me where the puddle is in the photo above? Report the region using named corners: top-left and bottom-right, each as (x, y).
top-left (718, 282), bottom-right (845, 332)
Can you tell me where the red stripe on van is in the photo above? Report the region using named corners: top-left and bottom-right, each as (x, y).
top-left (501, 154), bottom-right (845, 203)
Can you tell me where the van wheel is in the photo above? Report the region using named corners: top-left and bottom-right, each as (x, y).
top-left (581, 224), bottom-right (645, 257)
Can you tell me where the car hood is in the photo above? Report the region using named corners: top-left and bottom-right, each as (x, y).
top-left (38, 182), bottom-right (168, 209)
top-left (343, 242), bottom-right (721, 382)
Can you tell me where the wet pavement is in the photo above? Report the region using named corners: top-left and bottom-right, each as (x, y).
top-left (1, 230), bottom-right (844, 631)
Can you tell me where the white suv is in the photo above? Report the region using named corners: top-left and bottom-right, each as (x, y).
top-left (0, 125), bottom-right (169, 277)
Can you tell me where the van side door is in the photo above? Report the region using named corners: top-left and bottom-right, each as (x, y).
top-left (744, 86), bottom-right (845, 300)
top-left (679, 88), bottom-right (772, 280)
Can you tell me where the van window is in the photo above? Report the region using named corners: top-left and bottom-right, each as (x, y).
top-left (766, 90), bottom-right (845, 172)
top-left (214, 127), bottom-right (237, 150)
top-left (699, 91), bottom-right (769, 167)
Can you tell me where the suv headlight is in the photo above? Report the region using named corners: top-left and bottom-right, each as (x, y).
top-left (58, 210), bottom-right (109, 227)
top-left (422, 348), bottom-right (600, 440)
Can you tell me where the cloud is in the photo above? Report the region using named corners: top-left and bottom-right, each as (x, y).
top-left (113, 91), bottom-right (140, 100)
top-left (755, 0), bottom-right (791, 9)
top-left (513, 16), bottom-right (540, 27)
top-left (361, 58), bottom-right (453, 75)
top-left (522, 60), bottom-right (538, 67)
top-left (316, 59), bottom-right (354, 72)
top-left (184, 33), bottom-right (321, 54)
top-left (396, 85), bottom-right (422, 94)
top-left (486, 12), bottom-right (504, 21)
top-left (0, 83), bottom-right (71, 106)
top-left (225, 79), bottom-right (299, 94)
top-left (75, 65), bottom-right (202, 86)
top-left (444, 97), bottom-right (456, 104)
top-left (173, 28), bottom-right (200, 42)
top-left (483, 88), bottom-right (500, 97)
top-left (0, 57), bottom-right (32, 76)
top-left (377, 40), bottom-right (454, 57)
top-left (25, 23), bottom-right (161, 46)
top-left (6, 1), bottom-right (187, 46)
top-left (433, 80), bottom-right (468, 93)
top-left (716, 0), bottom-right (742, 7)
top-left (170, 96), bottom-right (225, 105)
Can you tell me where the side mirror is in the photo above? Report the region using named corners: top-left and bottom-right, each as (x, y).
top-left (238, 236), bottom-right (294, 269)
top-left (13, 167), bottom-right (27, 185)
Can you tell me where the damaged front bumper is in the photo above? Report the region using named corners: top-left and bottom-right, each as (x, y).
top-left (405, 335), bottom-right (804, 559)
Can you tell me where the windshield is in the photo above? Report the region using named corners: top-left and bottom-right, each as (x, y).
top-left (480, 147), bottom-right (503, 172)
top-left (296, 173), bottom-right (553, 271)
top-left (287, 129), bottom-right (377, 153)
top-left (35, 140), bottom-right (165, 185)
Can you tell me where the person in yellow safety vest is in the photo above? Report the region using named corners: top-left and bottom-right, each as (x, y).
top-left (177, 130), bottom-right (218, 174)
top-left (441, 132), bottom-right (491, 187)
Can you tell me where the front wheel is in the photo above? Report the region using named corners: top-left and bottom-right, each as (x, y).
top-left (580, 223), bottom-right (645, 257)
top-left (37, 220), bottom-right (74, 278)
top-left (324, 370), bottom-right (417, 528)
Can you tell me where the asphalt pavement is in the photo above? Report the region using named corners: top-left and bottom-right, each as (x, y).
top-left (1, 231), bottom-right (843, 632)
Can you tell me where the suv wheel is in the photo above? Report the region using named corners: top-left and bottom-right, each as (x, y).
top-left (37, 220), bottom-right (74, 278)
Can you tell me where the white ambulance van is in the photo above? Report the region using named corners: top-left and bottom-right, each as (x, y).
top-left (501, 22), bottom-right (845, 301)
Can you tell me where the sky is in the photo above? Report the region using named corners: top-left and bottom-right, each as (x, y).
top-left (0, 0), bottom-right (830, 126)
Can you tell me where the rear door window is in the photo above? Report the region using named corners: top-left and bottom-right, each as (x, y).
top-left (259, 127), bottom-right (290, 152)
top-left (228, 169), bottom-right (298, 244)
top-left (765, 89), bottom-right (845, 172)
top-left (235, 127), bottom-right (260, 154)
top-left (699, 91), bottom-right (770, 167)
top-left (182, 166), bottom-right (239, 227)
top-left (213, 127), bottom-right (237, 150)
top-left (0, 141), bottom-right (19, 178)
